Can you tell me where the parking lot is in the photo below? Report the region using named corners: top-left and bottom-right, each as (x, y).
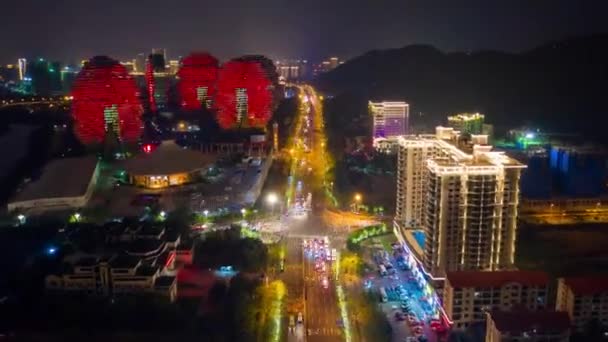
top-left (365, 245), bottom-right (447, 342)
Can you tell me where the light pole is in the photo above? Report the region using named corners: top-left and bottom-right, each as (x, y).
top-left (266, 192), bottom-right (278, 214)
top-left (17, 214), bottom-right (26, 226)
top-left (353, 193), bottom-right (362, 213)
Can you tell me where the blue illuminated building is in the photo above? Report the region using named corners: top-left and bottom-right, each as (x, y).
top-left (520, 151), bottom-right (553, 199)
top-left (550, 146), bottom-right (608, 197)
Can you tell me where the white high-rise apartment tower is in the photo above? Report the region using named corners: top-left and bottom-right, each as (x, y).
top-left (394, 127), bottom-right (525, 277)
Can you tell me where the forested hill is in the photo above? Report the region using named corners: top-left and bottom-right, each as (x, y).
top-left (316, 34), bottom-right (608, 140)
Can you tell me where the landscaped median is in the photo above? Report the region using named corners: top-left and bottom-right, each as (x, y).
top-left (346, 223), bottom-right (390, 251)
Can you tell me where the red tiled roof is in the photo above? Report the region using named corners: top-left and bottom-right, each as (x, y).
top-left (446, 270), bottom-right (549, 288)
top-left (489, 310), bottom-right (570, 334)
top-left (563, 276), bottom-right (608, 296)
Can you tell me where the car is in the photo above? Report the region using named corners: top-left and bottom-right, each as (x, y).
top-left (321, 276), bottom-right (329, 289)
top-left (297, 312), bottom-right (303, 324)
top-left (394, 312), bottom-right (406, 321)
top-left (413, 327), bottom-right (423, 336)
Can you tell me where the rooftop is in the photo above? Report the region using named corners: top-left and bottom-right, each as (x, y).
top-left (121, 140), bottom-right (215, 176)
top-left (135, 265), bottom-right (159, 277)
top-left (109, 255), bottom-right (141, 269)
top-left (154, 275), bottom-right (176, 288)
top-left (489, 310), bottom-right (570, 335)
top-left (74, 256), bottom-right (98, 268)
top-left (10, 156), bottom-right (98, 203)
top-left (447, 112), bottom-right (485, 121)
top-left (446, 270), bottom-right (550, 288)
top-left (563, 276), bottom-right (608, 295)
top-left (124, 239), bottom-right (165, 254)
top-left (138, 223), bottom-right (165, 237)
top-left (399, 127), bottom-right (525, 170)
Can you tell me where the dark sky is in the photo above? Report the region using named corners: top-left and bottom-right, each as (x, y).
top-left (2, 0), bottom-right (608, 64)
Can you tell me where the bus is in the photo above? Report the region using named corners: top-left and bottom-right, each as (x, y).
top-left (379, 287), bottom-right (388, 302)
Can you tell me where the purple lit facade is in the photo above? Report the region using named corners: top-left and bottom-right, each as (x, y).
top-left (370, 101), bottom-right (409, 139)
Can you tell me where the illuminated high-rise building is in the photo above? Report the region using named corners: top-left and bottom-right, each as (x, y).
top-left (145, 56), bottom-right (157, 112)
top-left (134, 53), bottom-right (146, 74)
top-left (329, 57), bottom-right (339, 69)
top-left (27, 58), bottom-right (52, 95)
top-left (275, 59), bottom-right (309, 81)
top-left (152, 48), bottom-right (167, 62)
top-left (177, 53), bottom-right (219, 111)
top-left (71, 56), bottom-right (143, 144)
top-left (370, 101), bottom-right (409, 140)
top-left (18, 58), bottom-right (27, 81)
top-left (149, 50), bottom-right (166, 73)
top-left (168, 60), bottom-right (179, 75)
top-left (215, 59), bottom-right (274, 129)
top-left (447, 113), bottom-right (485, 135)
top-left (120, 61), bottom-right (135, 74)
top-left (395, 127), bottom-right (525, 278)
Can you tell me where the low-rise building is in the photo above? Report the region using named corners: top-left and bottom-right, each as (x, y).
top-left (7, 156), bottom-right (99, 213)
top-left (46, 254), bottom-right (177, 302)
top-left (485, 310), bottom-right (571, 342)
top-left (556, 276), bottom-right (608, 331)
top-left (444, 270), bottom-right (550, 329)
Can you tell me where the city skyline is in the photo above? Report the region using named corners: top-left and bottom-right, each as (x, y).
top-left (2, 1), bottom-right (608, 64)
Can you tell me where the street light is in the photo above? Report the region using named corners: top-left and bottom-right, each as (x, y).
top-left (73, 212), bottom-right (81, 222)
top-left (203, 210), bottom-right (209, 217)
top-left (353, 193), bottom-right (362, 213)
top-left (17, 214), bottom-right (26, 225)
top-left (267, 193), bottom-right (278, 205)
top-left (267, 192), bottom-right (279, 214)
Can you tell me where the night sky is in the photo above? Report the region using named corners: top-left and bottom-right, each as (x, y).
top-left (2, 0), bottom-right (608, 64)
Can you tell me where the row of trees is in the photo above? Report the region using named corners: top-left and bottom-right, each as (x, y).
top-left (194, 226), bottom-right (269, 272)
top-left (346, 223), bottom-right (389, 251)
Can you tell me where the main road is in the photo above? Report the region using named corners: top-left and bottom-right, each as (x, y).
top-left (281, 84), bottom-right (346, 342)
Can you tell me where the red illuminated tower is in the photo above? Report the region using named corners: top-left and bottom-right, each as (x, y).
top-left (214, 60), bottom-right (273, 129)
top-left (145, 55), bottom-right (157, 113)
top-left (71, 56), bottom-right (143, 144)
top-left (177, 53), bottom-right (219, 111)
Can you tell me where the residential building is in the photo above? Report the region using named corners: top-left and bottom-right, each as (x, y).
top-left (168, 59), bottom-right (180, 75)
top-left (370, 101), bottom-right (409, 143)
top-left (17, 58), bottom-right (27, 81)
top-left (448, 113), bottom-right (485, 135)
top-left (556, 276), bottom-right (608, 331)
top-left (485, 310), bottom-right (571, 342)
top-left (275, 59), bottom-right (308, 81)
top-left (444, 270), bottom-right (550, 329)
top-left (394, 127), bottom-right (525, 277)
top-left (134, 53), bottom-right (146, 74)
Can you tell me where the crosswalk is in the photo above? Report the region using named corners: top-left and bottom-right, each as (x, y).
top-left (307, 327), bottom-right (341, 336)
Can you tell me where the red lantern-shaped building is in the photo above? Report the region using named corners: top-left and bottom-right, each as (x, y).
top-left (71, 56), bottom-right (143, 144)
top-left (177, 53), bottom-right (219, 111)
top-left (214, 60), bottom-right (273, 129)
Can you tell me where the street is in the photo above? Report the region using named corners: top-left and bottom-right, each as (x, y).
top-left (280, 84), bottom-right (349, 342)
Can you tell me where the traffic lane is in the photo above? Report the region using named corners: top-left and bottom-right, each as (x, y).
top-left (304, 253), bottom-right (341, 341)
top-left (284, 238), bottom-right (304, 342)
top-left (306, 284), bottom-right (341, 341)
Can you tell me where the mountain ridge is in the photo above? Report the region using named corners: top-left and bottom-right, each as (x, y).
top-left (316, 34), bottom-right (608, 141)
